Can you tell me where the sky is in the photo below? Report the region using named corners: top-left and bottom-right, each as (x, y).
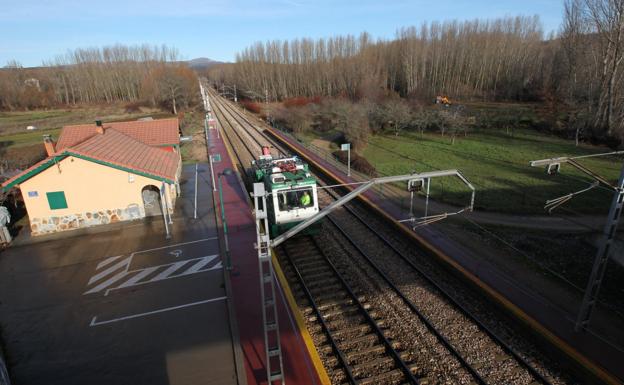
top-left (0, 0), bottom-right (564, 67)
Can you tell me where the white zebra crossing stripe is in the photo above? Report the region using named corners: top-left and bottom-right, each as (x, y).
top-left (151, 260), bottom-right (189, 281)
top-left (116, 266), bottom-right (161, 289)
top-left (96, 255), bottom-right (124, 270)
top-left (84, 255), bottom-right (221, 295)
top-left (85, 270), bottom-right (130, 294)
top-left (88, 256), bottom-right (132, 286)
top-left (181, 255), bottom-right (217, 275)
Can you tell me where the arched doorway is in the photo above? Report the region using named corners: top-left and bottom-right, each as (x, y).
top-left (142, 185), bottom-right (162, 217)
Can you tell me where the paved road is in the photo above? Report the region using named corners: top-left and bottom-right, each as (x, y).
top-left (0, 164), bottom-right (238, 385)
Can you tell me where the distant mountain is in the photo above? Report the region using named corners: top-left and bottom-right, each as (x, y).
top-left (186, 57), bottom-right (224, 70)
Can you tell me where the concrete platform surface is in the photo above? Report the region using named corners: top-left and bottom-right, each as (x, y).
top-left (0, 164), bottom-right (239, 385)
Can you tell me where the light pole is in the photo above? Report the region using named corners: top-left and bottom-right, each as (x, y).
top-left (218, 168), bottom-right (234, 270)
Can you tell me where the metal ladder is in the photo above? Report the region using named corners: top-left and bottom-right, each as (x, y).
top-left (253, 183), bottom-right (285, 384)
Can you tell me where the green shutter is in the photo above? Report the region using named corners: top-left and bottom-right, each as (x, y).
top-left (46, 191), bottom-right (68, 210)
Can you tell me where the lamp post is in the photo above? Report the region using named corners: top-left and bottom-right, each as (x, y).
top-left (218, 168), bottom-right (233, 270)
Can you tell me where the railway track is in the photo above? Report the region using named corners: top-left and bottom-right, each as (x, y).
top-left (205, 85), bottom-right (569, 385)
top-left (281, 237), bottom-right (420, 384)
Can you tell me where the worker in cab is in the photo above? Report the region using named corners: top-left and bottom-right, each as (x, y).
top-left (300, 191), bottom-right (311, 207)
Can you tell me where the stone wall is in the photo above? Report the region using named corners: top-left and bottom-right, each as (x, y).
top-left (29, 204), bottom-right (143, 236)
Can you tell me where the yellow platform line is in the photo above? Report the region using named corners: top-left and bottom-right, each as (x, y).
top-left (272, 251), bottom-right (333, 385)
top-left (267, 127), bottom-right (622, 385)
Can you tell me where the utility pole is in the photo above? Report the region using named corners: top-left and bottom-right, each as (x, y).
top-left (576, 165), bottom-right (624, 331)
top-left (530, 151), bottom-right (624, 331)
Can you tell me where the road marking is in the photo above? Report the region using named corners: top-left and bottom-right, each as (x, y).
top-left (88, 255), bottom-right (222, 296)
top-left (89, 296), bottom-right (227, 326)
top-left (85, 238), bottom-right (220, 295)
top-left (183, 255), bottom-right (216, 274)
top-left (169, 249), bottom-right (183, 258)
top-left (88, 257), bottom-right (132, 285)
top-left (131, 238), bottom-right (218, 255)
top-left (116, 266), bottom-right (160, 289)
top-left (96, 255), bottom-right (124, 270)
top-left (85, 270), bottom-right (130, 294)
top-left (151, 260), bottom-right (189, 281)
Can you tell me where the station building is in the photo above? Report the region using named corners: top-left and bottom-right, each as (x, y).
top-left (1, 118), bottom-right (182, 236)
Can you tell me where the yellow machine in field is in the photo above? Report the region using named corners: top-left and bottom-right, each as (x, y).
top-left (435, 95), bottom-right (452, 105)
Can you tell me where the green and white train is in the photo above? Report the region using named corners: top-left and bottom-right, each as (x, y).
top-left (252, 147), bottom-right (319, 237)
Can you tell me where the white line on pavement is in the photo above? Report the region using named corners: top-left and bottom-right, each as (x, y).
top-left (101, 255), bottom-right (222, 296)
top-left (130, 237), bottom-right (218, 256)
top-left (96, 255), bottom-right (124, 270)
top-left (116, 266), bottom-right (161, 289)
top-left (85, 270), bottom-right (130, 294)
top-left (89, 296), bottom-right (227, 326)
top-left (88, 257), bottom-right (131, 285)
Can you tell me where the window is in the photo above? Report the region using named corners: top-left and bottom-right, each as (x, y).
top-left (277, 188), bottom-right (313, 211)
top-left (46, 191), bottom-right (68, 210)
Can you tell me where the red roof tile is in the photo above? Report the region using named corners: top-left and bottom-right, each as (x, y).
top-left (56, 118), bottom-right (180, 151)
top-left (69, 129), bottom-right (180, 181)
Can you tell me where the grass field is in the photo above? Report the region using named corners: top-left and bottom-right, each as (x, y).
top-left (359, 128), bottom-right (622, 214)
top-left (0, 105), bottom-right (170, 150)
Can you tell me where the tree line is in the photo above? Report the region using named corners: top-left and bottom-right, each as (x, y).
top-left (209, 16), bottom-right (546, 101)
top-left (209, 3), bottom-right (624, 144)
top-left (0, 44), bottom-right (198, 114)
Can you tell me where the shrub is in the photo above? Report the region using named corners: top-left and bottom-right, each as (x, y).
top-left (283, 96), bottom-right (321, 108)
top-left (241, 100), bottom-right (262, 114)
top-left (332, 150), bottom-right (378, 176)
top-left (124, 101), bottom-right (145, 113)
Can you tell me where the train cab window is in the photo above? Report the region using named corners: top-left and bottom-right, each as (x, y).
top-left (277, 188), bottom-right (313, 211)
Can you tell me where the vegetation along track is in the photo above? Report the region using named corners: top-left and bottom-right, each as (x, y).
top-left (207, 88), bottom-right (571, 384)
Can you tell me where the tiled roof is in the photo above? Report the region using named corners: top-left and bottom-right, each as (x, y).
top-left (56, 118), bottom-right (180, 151)
top-left (2, 128), bottom-right (180, 191)
top-left (70, 129), bottom-right (180, 181)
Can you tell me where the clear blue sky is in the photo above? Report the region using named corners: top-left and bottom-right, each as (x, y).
top-left (1, 0), bottom-right (564, 67)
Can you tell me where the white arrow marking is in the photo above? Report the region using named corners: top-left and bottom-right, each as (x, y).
top-left (169, 249), bottom-right (183, 258)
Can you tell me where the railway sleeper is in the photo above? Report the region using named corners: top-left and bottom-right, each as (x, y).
top-left (332, 333), bottom-right (379, 350)
top-left (297, 265), bottom-right (333, 279)
top-left (358, 368), bottom-right (406, 385)
top-left (321, 306), bottom-right (364, 321)
top-left (325, 315), bottom-right (369, 333)
top-left (307, 283), bottom-right (343, 296)
top-left (303, 277), bottom-right (340, 290)
top-left (283, 247), bottom-right (316, 258)
top-left (329, 323), bottom-right (372, 338)
top-left (302, 297), bottom-right (356, 315)
top-left (302, 270), bottom-right (337, 284)
top-left (345, 344), bottom-right (387, 362)
top-left (296, 256), bottom-right (327, 271)
top-left (351, 356), bottom-right (397, 378)
top-left (316, 291), bottom-right (365, 304)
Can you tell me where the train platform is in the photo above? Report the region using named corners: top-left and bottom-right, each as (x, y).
top-left (207, 122), bottom-right (328, 385)
top-left (265, 126), bottom-right (624, 384)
